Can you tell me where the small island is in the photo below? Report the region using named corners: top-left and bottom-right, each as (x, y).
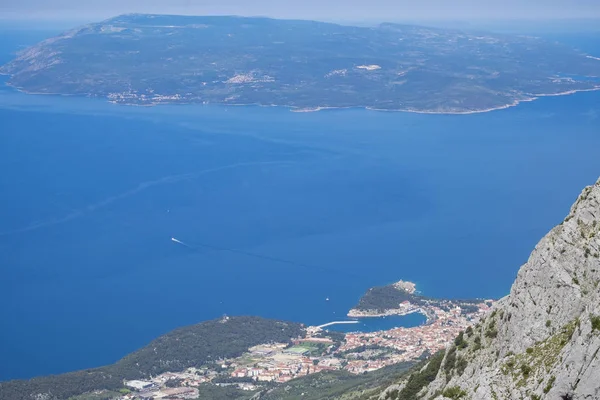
top-left (2, 14), bottom-right (599, 114)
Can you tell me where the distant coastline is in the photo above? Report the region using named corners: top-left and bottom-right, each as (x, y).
top-left (277, 86), bottom-right (600, 115)
top-left (5, 79), bottom-right (600, 115)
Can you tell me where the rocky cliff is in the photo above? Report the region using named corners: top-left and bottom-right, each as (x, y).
top-left (381, 178), bottom-right (600, 400)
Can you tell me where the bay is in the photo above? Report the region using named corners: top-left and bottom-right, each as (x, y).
top-left (1, 28), bottom-right (599, 381)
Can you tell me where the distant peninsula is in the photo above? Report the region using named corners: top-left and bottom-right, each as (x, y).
top-left (349, 280), bottom-right (494, 321)
top-left (2, 14), bottom-right (600, 114)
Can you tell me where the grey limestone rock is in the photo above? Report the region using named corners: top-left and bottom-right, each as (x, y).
top-left (387, 178), bottom-right (600, 400)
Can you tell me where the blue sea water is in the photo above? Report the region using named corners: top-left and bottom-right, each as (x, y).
top-left (1, 28), bottom-right (600, 381)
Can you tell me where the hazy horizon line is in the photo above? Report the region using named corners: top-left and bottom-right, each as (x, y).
top-left (2, 14), bottom-right (600, 34)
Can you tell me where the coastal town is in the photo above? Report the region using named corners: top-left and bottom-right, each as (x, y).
top-left (117, 281), bottom-right (493, 400)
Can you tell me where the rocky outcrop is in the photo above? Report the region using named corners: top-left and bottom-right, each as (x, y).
top-left (385, 178), bottom-right (600, 400)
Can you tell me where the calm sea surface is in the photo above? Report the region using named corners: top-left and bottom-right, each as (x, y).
top-left (1, 28), bottom-right (599, 380)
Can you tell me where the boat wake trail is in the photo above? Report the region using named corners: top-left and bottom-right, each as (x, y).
top-left (171, 237), bottom-right (192, 248)
top-left (0, 160), bottom-right (295, 237)
top-left (170, 238), bottom-right (364, 278)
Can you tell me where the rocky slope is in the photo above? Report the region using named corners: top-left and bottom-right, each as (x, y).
top-left (381, 178), bottom-right (600, 400)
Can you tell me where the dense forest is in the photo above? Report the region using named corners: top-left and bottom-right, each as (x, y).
top-left (356, 285), bottom-right (421, 311)
top-left (0, 316), bottom-right (304, 400)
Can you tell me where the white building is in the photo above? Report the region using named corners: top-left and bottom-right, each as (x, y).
top-left (125, 380), bottom-right (153, 390)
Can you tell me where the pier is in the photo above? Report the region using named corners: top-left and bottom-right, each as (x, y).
top-left (317, 320), bottom-right (360, 329)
